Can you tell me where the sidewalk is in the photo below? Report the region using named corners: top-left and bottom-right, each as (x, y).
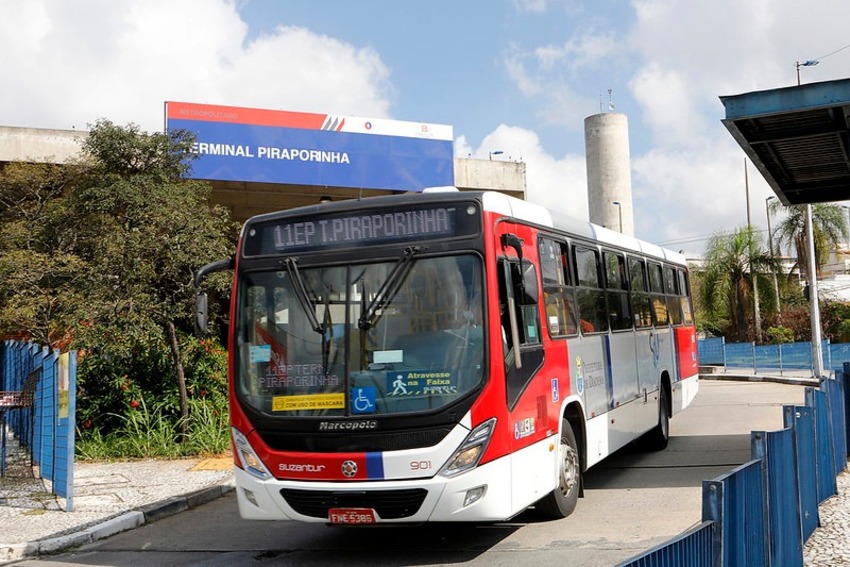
top-left (0, 435), bottom-right (233, 563)
top-left (698, 365), bottom-right (822, 386)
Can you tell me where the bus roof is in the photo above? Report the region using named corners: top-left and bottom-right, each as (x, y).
top-left (240, 189), bottom-right (687, 267)
top-left (479, 191), bottom-right (686, 266)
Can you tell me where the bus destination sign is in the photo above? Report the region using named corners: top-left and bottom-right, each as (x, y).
top-left (243, 204), bottom-right (479, 256)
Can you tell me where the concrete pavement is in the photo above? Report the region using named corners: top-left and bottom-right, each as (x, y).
top-left (0, 445), bottom-right (233, 563)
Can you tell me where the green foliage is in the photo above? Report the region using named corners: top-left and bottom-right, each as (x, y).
top-left (0, 120), bottom-right (237, 458)
top-left (75, 330), bottom-right (229, 450)
top-left (770, 201), bottom-right (849, 282)
top-left (696, 226), bottom-right (779, 343)
top-left (76, 393), bottom-right (229, 459)
top-left (820, 300), bottom-right (850, 343)
top-left (765, 326), bottom-right (794, 344)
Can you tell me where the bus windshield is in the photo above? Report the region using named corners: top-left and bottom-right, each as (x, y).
top-left (236, 254), bottom-right (485, 417)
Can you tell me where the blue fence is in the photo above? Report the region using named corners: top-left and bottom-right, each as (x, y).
top-left (619, 370), bottom-right (849, 567)
top-left (698, 336), bottom-right (850, 374)
top-left (0, 340), bottom-right (77, 510)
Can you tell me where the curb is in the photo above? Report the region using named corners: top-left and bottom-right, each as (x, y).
top-left (0, 483), bottom-right (234, 563)
top-left (699, 373), bottom-right (820, 387)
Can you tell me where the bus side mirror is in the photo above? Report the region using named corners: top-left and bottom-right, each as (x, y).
top-left (195, 292), bottom-right (209, 336)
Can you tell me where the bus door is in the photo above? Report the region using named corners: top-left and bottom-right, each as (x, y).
top-left (628, 257), bottom-right (659, 408)
top-left (602, 251), bottom-right (640, 418)
top-left (496, 227), bottom-right (544, 410)
top-left (496, 224), bottom-right (549, 505)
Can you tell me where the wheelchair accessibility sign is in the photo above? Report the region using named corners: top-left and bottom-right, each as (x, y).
top-left (351, 386), bottom-right (377, 414)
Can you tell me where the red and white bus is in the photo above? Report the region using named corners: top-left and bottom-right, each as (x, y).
top-left (195, 189), bottom-right (699, 524)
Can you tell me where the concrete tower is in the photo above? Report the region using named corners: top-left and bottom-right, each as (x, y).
top-left (584, 112), bottom-right (634, 236)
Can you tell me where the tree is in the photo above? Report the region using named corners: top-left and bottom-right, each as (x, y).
top-left (770, 202), bottom-right (849, 282)
top-left (0, 162), bottom-right (87, 344)
top-left (0, 120), bottom-right (237, 442)
top-left (698, 226), bottom-right (779, 342)
top-left (66, 119), bottom-right (238, 434)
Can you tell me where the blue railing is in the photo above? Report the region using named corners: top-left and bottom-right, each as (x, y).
top-left (0, 340), bottom-right (77, 510)
top-left (619, 369), bottom-right (849, 566)
top-left (697, 336), bottom-right (850, 373)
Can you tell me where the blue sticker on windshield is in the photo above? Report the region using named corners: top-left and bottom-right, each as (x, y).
top-left (351, 387), bottom-right (376, 414)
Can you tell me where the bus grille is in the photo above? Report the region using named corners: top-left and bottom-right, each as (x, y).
top-left (280, 488), bottom-right (428, 520)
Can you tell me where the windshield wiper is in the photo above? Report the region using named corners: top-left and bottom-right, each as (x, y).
top-left (282, 257), bottom-right (323, 334)
top-left (358, 246), bottom-right (421, 330)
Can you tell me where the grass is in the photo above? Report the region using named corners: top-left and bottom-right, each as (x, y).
top-left (76, 398), bottom-right (229, 460)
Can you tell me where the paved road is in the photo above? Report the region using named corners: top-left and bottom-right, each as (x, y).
top-left (16, 380), bottom-right (805, 566)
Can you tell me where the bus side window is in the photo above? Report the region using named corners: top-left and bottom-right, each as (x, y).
top-left (498, 258), bottom-right (542, 354)
top-left (604, 251), bottom-right (632, 331)
top-left (538, 236), bottom-right (578, 337)
top-left (628, 257), bottom-right (653, 328)
top-left (648, 262), bottom-right (669, 326)
top-left (664, 265), bottom-right (683, 325)
top-left (678, 269), bottom-right (694, 325)
top-left (574, 247), bottom-right (608, 333)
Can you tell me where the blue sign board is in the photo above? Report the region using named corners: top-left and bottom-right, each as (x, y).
top-left (166, 102), bottom-right (454, 192)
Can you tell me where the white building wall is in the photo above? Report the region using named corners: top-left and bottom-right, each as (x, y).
top-left (0, 126), bottom-right (85, 163)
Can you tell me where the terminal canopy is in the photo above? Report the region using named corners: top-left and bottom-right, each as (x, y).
top-left (721, 78), bottom-right (850, 205)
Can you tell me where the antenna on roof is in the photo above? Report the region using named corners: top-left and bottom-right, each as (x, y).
top-left (608, 89), bottom-right (615, 112)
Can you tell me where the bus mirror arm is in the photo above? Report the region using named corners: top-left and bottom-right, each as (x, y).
top-left (500, 234), bottom-right (524, 263)
top-left (194, 257), bottom-right (234, 288)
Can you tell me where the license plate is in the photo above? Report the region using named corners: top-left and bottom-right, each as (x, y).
top-left (328, 507), bottom-right (377, 525)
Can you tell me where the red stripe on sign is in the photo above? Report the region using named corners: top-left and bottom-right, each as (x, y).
top-left (166, 101), bottom-right (328, 130)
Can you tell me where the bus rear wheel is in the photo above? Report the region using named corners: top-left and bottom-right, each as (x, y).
top-left (641, 386), bottom-right (669, 451)
top-left (536, 419), bottom-right (580, 519)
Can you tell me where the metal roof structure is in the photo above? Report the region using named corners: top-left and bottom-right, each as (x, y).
top-left (720, 78), bottom-right (850, 205)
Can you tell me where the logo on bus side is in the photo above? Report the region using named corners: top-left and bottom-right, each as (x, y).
top-left (575, 357), bottom-right (584, 395)
top-left (514, 417), bottom-right (536, 440)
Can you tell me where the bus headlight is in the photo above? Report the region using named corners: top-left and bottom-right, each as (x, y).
top-left (439, 418), bottom-right (496, 478)
top-left (232, 427), bottom-right (272, 481)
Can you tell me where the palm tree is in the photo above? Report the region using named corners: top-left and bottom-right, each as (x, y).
top-left (770, 202), bottom-right (849, 282)
top-left (699, 226), bottom-right (779, 342)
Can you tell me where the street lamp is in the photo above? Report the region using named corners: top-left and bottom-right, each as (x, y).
top-left (612, 201), bottom-right (623, 233)
top-left (489, 150), bottom-right (504, 161)
top-left (796, 59), bottom-right (819, 85)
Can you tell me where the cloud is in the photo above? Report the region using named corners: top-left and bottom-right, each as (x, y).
top-left (631, 139), bottom-right (774, 256)
top-left (460, 125), bottom-right (588, 219)
top-left (621, 0), bottom-right (850, 252)
top-left (0, 0), bottom-right (393, 132)
top-left (501, 28), bottom-right (622, 130)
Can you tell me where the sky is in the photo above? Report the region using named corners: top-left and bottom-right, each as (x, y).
top-left (2, 0), bottom-right (850, 257)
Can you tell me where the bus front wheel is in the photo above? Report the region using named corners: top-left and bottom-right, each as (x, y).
top-left (536, 418), bottom-right (580, 519)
